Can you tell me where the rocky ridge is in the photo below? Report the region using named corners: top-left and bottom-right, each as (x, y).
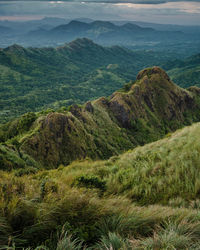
top-left (1, 67), bottom-right (200, 169)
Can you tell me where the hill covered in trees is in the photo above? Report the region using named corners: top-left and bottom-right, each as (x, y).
top-left (0, 38), bottom-right (175, 123)
top-left (163, 53), bottom-right (200, 88)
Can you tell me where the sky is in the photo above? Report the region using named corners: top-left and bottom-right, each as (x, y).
top-left (0, 0), bottom-right (200, 25)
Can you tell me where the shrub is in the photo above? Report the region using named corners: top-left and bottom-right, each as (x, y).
top-left (7, 199), bottom-right (36, 233)
top-left (40, 179), bottom-right (58, 199)
top-left (15, 167), bottom-right (38, 177)
top-left (72, 175), bottom-right (106, 193)
top-left (17, 112), bottom-right (37, 133)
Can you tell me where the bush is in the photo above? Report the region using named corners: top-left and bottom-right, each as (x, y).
top-left (15, 167), bottom-right (38, 177)
top-left (72, 175), bottom-right (106, 193)
top-left (40, 179), bottom-right (58, 199)
top-left (17, 112), bottom-right (37, 133)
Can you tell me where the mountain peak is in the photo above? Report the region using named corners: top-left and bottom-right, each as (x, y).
top-left (57, 38), bottom-right (98, 52)
top-left (91, 20), bottom-right (116, 29)
top-left (52, 20), bottom-right (90, 32)
top-left (4, 44), bottom-right (25, 53)
top-left (68, 38), bottom-right (97, 48)
top-left (68, 20), bottom-right (89, 26)
top-left (136, 66), bottom-right (170, 81)
top-left (122, 23), bottom-right (141, 29)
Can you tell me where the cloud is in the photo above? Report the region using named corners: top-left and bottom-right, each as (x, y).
top-left (0, 0), bottom-right (199, 25)
top-left (1, 0), bottom-right (200, 3)
top-left (115, 1), bottom-right (200, 14)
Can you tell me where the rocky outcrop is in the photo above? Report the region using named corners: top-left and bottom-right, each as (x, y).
top-left (19, 67), bottom-right (200, 168)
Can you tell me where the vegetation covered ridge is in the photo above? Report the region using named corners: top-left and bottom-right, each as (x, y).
top-left (0, 38), bottom-right (183, 123)
top-left (0, 38), bottom-right (169, 123)
top-left (1, 66), bottom-right (200, 170)
top-left (1, 121), bottom-right (200, 249)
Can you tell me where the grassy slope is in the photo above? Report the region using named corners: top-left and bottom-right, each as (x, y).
top-left (1, 122), bottom-right (200, 249)
top-left (41, 122), bottom-right (200, 205)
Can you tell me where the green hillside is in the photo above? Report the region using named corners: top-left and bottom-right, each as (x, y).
top-left (1, 120), bottom-right (200, 249)
top-left (0, 39), bottom-right (160, 123)
top-left (1, 66), bottom-right (200, 170)
top-left (0, 38), bottom-right (177, 123)
top-left (164, 53), bottom-right (200, 88)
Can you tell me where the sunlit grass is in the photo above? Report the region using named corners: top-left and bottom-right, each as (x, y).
top-left (1, 122), bottom-right (200, 248)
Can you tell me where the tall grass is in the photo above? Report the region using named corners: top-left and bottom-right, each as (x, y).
top-left (135, 219), bottom-right (200, 249)
top-left (93, 232), bottom-right (130, 250)
top-left (56, 229), bottom-right (83, 250)
top-left (1, 123), bottom-right (200, 248)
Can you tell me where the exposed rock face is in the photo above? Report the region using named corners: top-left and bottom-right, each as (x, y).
top-left (20, 67), bottom-right (200, 168)
top-left (109, 66), bottom-right (198, 127)
top-left (109, 100), bottom-right (131, 128)
top-left (85, 102), bottom-right (94, 113)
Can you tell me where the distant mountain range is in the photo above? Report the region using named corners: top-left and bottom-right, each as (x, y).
top-left (0, 18), bottom-right (200, 53)
top-left (1, 17), bottom-right (200, 34)
top-left (26, 20), bottom-right (186, 46)
top-left (50, 20), bottom-right (155, 40)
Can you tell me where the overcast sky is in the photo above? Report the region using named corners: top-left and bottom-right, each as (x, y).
top-left (0, 0), bottom-right (200, 25)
